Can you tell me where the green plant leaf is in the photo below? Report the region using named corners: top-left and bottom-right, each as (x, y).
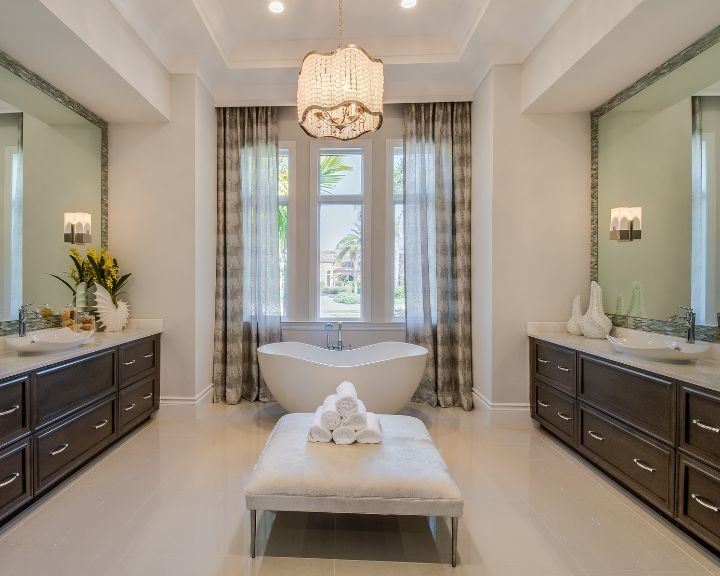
top-left (49, 274), bottom-right (77, 295)
top-left (69, 254), bottom-right (84, 280)
top-left (113, 273), bottom-right (132, 294)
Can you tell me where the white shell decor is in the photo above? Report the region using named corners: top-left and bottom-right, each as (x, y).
top-left (582, 281), bottom-right (612, 339)
top-left (93, 284), bottom-right (130, 332)
top-left (566, 295), bottom-right (584, 335)
top-left (75, 281), bottom-right (88, 308)
top-left (627, 281), bottom-right (646, 318)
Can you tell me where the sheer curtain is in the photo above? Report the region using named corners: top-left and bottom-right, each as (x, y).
top-left (404, 102), bottom-right (473, 410)
top-left (213, 107), bottom-right (281, 404)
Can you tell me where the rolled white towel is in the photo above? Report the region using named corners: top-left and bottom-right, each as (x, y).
top-left (332, 424), bottom-right (357, 445)
top-left (335, 381), bottom-right (359, 417)
top-left (308, 407), bottom-right (332, 443)
top-left (356, 412), bottom-right (382, 444)
top-left (320, 394), bottom-right (342, 431)
top-left (341, 399), bottom-right (367, 431)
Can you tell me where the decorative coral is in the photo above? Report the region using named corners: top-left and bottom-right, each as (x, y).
top-left (94, 284), bottom-right (130, 332)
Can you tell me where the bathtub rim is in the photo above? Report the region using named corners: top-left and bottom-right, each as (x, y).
top-left (257, 341), bottom-right (428, 369)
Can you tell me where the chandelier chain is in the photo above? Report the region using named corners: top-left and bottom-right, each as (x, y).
top-left (338, 0), bottom-right (343, 46)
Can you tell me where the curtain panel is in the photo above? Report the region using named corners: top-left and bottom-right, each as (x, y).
top-left (213, 107), bottom-right (281, 404)
top-left (404, 102), bottom-right (473, 410)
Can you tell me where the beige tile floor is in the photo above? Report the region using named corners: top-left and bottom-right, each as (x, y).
top-left (1, 401), bottom-right (719, 575)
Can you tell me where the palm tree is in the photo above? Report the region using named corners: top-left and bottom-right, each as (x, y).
top-left (319, 154), bottom-right (353, 194)
top-left (335, 212), bottom-right (362, 293)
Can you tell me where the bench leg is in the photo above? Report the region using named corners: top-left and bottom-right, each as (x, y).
top-left (451, 517), bottom-right (458, 567)
top-left (250, 509), bottom-right (256, 558)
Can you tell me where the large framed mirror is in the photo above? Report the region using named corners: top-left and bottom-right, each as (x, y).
top-left (593, 26), bottom-right (720, 343)
top-left (0, 51), bottom-right (107, 334)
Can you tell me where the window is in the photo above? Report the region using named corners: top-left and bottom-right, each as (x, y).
top-left (389, 142), bottom-right (405, 319)
top-left (278, 144), bottom-right (293, 318)
top-left (313, 146), bottom-right (369, 320)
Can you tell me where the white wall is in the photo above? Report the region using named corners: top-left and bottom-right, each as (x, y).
top-left (109, 74), bottom-right (216, 401)
top-left (598, 99), bottom-right (692, 319)
top-left (472, 65), bottom-right (590, 406)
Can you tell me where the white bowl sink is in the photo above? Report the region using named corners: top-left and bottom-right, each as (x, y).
top-left (5, 327), bottom-right (94, 354)
top-left (607, 332), bottom-right (710, 363)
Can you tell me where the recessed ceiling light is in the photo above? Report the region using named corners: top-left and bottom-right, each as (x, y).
top-left (269, 1), bottom-right (284, 13)
top-left (401, 0), bottom-right (417, 8)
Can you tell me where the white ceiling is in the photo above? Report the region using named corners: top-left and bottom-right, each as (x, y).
top-left (108, 0), bottom-right (574, 105)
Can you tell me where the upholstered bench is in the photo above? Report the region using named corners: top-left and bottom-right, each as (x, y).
top-left (245, 413), bottom-right (464, 566)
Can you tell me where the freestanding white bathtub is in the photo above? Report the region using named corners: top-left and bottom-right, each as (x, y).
top-left (257, 341), bottom-right (428, 413)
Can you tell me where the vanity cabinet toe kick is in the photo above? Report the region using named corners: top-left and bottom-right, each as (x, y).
top-left (0, 334), bottom-right (161, 525)
top-left (530, 336), bottom-right (720, 554)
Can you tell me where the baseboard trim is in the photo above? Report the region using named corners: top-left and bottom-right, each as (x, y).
top-left (472, 388), bottom-right (530, 412)
top-left (160, 383), bottom-right (213, 406)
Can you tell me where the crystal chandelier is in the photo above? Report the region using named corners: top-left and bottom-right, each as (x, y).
top-left (297, 0), bottom-right (384, 140)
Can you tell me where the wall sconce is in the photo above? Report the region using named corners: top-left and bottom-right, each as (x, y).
top-left (64, 212), bottom-right (92, 244)
top-left (609, 207), bottom-right (642, 241)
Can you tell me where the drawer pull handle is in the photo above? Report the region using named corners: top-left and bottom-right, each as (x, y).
top-left (557, 411), bottom-right (572, 421)
top-left (692, 419), bottom-right (720, 434)
top-left (588, 430), bottom-right (605, 441)
top-left (691, 493), bottom-right (719, 513)
top-left (538, 400), bottom-right (550, 408)
top-left (0, 405), bottom-right (20, 417)
top-left (557, 365), bottom-right (570, 372)
top-left (123, 360), bottom-right (136, 366)
top-left (143, 393), bottom-right (153, 400)
top-left (633, 458), bottom-right (656, 473)
top-left (143, 353), bottom-right (154, 359)
top-left (124, 403), bottom-right (136, 412)
top-left (538, 358), bottom-right (549, 364)
top-left (0, 472), bottom-right (20, 488)
top-left (93, 419), bottom-right (109, 430)
top-left (50, 444), bottom-right (69, 456)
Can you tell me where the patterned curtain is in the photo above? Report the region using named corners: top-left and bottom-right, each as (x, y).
top-left (404, 102), bottom-right (473, 410)
top-left (213, 107), bottom-right (281, 404)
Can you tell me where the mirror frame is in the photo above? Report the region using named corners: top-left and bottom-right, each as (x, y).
top-left (591, 25), bottom-right (720, 343)
top-left (0, 50), bottom-right (108, 336)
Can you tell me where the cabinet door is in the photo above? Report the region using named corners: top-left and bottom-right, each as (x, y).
top-left (533, 381), bottom-right (576, 445)
top-left (0, 375), bottom-right (30, 449)
top-left (679, 384), bottom-right (720, 468)
top-left (0, 438), bottom-right (32, 522)
top-left (34, 350), bottom-right (117, 428)
top-left (578, 355), bottom-right (675, 444)
top-left (533, 340), bottom-right (576, 396)
top-left (677, 455), bottom-right (720, 550)
top-left (120, 337), bottom-right (157, 387)
top-left (119, 375), bottom-right (156, 434)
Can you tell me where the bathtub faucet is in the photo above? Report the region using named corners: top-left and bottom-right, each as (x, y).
top-left (324, 322), bottom-right (346, 351)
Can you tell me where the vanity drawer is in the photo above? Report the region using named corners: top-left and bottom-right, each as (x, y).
top-left (578, 354), bottom-right (675, 444)
top-left (534, 382), bottom-right (575, 444)
top-left (0, 438), bottom-right (32, 522)
top-left (119, 375), bottom-right (156, 433)
top-left (534, 341), bottom-right (576, 396)
top-left (120, 337), bottom-right (156, 386)
top-left (578, 404), bottom-right (674, 513)
top-left (35, 396), bottom-right (116, 492)
top-left (680, 384), bottom-right (720, 468)
top-left (0, 375), bottom-right (30, 449)
top-left (677, 455), bottom-right (720, 549)
top-left (34, 350), bottom-right (117, 428)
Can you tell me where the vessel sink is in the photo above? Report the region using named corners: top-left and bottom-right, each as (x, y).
top-left (607, 332), bottom-right (710, 363)
top-left (5, 328), bottom-right (94, 354)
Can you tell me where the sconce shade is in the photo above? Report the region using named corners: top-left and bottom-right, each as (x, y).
top-left (610, 207), bottom-right (642, 241)
top-left (64, 212), bottom-right (92, 244)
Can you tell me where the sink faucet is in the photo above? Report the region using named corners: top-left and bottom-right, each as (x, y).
top-left (18, 304), bottom-right (37, 337)
top-left (667, 306), bottom-right (696, 344)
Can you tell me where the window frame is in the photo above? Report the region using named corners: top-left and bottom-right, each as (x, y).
top-left (309, 140), bottom-right (373, 321)
top-left (386, 139), bottom-right (405, 321)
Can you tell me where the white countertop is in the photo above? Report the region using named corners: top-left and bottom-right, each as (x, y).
top-left (528, 322), bottom-right (720, 394)
top-left (0, 319), bottom-right (163, 381)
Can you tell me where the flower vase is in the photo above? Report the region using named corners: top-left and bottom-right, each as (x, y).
top-left (93, 284), bottom-right (130, 332)
top-left (582, 281), bottom-right (612, 339)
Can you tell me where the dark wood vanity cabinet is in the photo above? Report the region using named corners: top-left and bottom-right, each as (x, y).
top-left (0, 334), bottom-right (160, 525)
top-left (529, 337), bottom-right (720, 553)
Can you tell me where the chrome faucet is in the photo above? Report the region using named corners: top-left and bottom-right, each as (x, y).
top-left (324, 322), bottom-right (347, 350)
top-left (668, 306), bottom-right (696, 344)
top-left (18, 304), bottom-right (37, 337)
